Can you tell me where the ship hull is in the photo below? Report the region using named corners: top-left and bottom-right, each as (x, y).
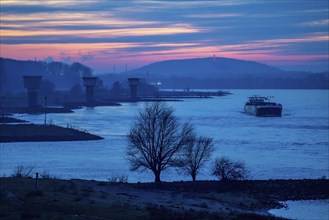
top-left (244, 105), bottom-right (282, 117)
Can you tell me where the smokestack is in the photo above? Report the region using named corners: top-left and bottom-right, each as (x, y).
top-left (128, 78), bottom-right (140, 100)
top-left (23, 75), bottom-right (42, 109)
top-left (82, 76), bottom-right (98, 107)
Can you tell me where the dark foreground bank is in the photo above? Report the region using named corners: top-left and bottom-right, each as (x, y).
top-left (1, 177), bottom-right (328, 220)
top-left (0, 116), bottom-right (28, 124)
top-left (0, 124), bottom-right (103, 142)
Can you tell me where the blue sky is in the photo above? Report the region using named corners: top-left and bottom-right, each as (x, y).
top-left (1, 0), bottom-right (328, 73)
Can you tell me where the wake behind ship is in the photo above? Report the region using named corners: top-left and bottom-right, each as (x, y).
top-left (244, 96), bottom-right (282, 117)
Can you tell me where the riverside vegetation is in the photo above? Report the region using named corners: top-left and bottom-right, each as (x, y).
top-left (1, 173), bottom-right (328, 220)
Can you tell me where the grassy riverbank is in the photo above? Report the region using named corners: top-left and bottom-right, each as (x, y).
top-left (1, 177), bottom-right (328, 220)
top-left (0, 124), bottom-right (103, 142)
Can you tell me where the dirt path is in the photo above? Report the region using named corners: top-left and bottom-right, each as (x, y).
top-left (70, 179), bottom-right (272, 216)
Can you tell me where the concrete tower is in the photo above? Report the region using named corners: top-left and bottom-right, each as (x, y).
top-left (128, 78), bottom-right (140, 100)
top-left (82, 76), bottom-right (98, 107)
top-left (23, 75), bottom-right (42, 109)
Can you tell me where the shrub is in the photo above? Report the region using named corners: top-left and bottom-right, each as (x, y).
top-left (11, 165), bottom-right (35, 178)
top-left (212, 156), bottom-right (248, 181)
top-left (108, 174), bottom-right (128, 183)
top-left (40, 170), bottom-right (57, 179)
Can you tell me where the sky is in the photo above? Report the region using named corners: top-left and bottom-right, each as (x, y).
top-left (1, 0), bottom-right (328, 73)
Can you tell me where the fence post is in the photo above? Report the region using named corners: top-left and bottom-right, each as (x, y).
top-left (35, 172), bottom-right (39, 190)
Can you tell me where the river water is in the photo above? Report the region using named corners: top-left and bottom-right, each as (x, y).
top-left (1, 89), bottom-right (328, 183)
top-left (269, 199), bottom-right (329, 220)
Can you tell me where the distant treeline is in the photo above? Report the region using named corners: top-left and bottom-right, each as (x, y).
top-left (102, 72), bottom-right (329, 90)
top-left (0, 58), bottom-right (93, 93)
top-left (155, 74), bottom-right (329, 89)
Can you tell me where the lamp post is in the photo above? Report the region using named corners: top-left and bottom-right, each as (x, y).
top-left (44, 96), bottom-right (47, 125)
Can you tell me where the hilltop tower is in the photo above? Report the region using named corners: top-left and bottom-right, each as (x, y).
top-left (128, 78), bottom-right (140, 100)
top-left (23, 75), bottom-right (42, 109)
top-left (82, 76), bottom-right (98, 107)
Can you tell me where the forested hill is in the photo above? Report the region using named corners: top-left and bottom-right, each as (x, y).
top-left (121, 57), bottom-right (328, 89)
top-left (0, 58), bottom-right (93, 92)
top-left (128, 57), bottom-right (286, 79)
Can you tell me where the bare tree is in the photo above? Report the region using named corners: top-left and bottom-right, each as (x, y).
top-left (179, 136), bottom-right (214, 181)
top-left (212, 156), bottom-right (248, 181)
top-left (11, 165), bottom-right (35, 178)
top-left (127, 102), bottom-right (194, 182)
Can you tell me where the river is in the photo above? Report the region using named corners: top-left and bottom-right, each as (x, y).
top-left (1, 89), bottom-right (328, 183)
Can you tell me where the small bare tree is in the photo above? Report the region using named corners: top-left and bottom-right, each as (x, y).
top-left (212, 156), bottom-right (248, 181)
top-left (179, 136), bottom-right (214, 181)
top-left (127, 102), bottom-right (194, 183)
top-left (11, 165), bottom-right (35, 178)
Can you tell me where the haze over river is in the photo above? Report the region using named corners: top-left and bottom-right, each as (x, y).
top-left (1, 90), bottom-right (328, 183)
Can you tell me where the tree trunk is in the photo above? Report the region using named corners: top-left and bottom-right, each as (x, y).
top-left (154, 170), bottom-right (161, 183)
top-left (192, 171), bottom-right (196, 181)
